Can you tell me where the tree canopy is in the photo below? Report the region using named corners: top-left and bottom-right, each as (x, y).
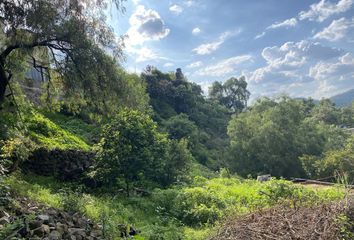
top-left (0, 0), bottom-right (130, 114)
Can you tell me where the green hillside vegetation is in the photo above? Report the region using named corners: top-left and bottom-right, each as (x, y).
top-left (1, 1), bottom-right (354, 239)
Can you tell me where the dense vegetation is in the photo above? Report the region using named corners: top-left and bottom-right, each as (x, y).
top-left (1, 0), bottom-right (354, 239)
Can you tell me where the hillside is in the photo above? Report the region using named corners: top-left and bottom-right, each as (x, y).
top-left (330, 89), bottom-right (354, 107)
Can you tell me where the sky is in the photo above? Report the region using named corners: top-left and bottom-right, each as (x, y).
top-left (108, 0), bottom-right (354, 101)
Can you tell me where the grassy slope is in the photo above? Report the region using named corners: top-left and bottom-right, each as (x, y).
top-left (5, 173), bottom-right (345, 240)
top-left (27, 111), bottom-right (97, 150)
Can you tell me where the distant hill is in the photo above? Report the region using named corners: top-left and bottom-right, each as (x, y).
top-left (330, 89), bottom-right (354, 107)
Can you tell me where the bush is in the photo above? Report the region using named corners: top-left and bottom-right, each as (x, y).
top-left (93, 109), bottom-right (170, 194)
top-left (0, 135), bottom-right (35, 172)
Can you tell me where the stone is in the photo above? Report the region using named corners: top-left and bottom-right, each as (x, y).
top-left (56, 222), bottom-right (68, 234)
top-left (32, 226), bottom-right (45, 237)
top-left (37, 214), bottom-right (50, 223)
top-left (68, 228), bottom-right (86, 236)
top-left (49, 230), bottom-right (62, 240)
top-left (29, 220), bottom-right (43, 229)
top-left (0, 216), bottom-right (10, 225)
top-left (43, 224), bottom-right (51, 234)
top-left (0, 210), bottom-right (10, 218)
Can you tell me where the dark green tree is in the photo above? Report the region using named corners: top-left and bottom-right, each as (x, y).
top-left (209, 76), bottom-right (250, 114)
top-left (0, 0), bottom-right (126, 113)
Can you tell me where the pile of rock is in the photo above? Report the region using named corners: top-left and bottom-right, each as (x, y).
top-left (3, 198), bottom-right (103, 240)
top-left (2, 196), bottom-right (140, 239)
top-left (23, 148), bottom-right (94, 181)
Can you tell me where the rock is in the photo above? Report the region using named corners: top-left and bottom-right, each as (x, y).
top-left (43, 224), bottom-right (50, 234)
top-left (0, 216), bottom-right (10, 225)
top-left (49, 230), bottom-right (62, 240)
top-left (56, 222), bottom-right (68, 234)
top-left (76, 218), bottom-right (87, 228)
top-left (68, 228), bottom-right (86, 236)
top-left (0, 210), bottom-right (10, 218)
top-left (29, 220), bottom-right (43, 229)
top-left (90, 229), bottom-right (102, 237)
top-left (37, 214), bottom-right (50, 223)
top-left (32, 226), bottom-right (45, 237)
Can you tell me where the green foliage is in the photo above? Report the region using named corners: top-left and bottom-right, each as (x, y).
top-left (152, 177), bottom-right (344, 228)
top-left (301, 135), bottom-right (354, 182)
top-left (42, 111), bottom-right (99, 144)
top-left (142, 67), bottom-right (230, 168)
top-left (0, 135), bottom-right (35, 171)
top-left (93, 109), bottom-right (170, 192)
top-left (209, 76), bottom-right (250, 113)
top-left (227, 96), bottom-right (348, 178)
top-left (27, 112), bottom-right (90, 150)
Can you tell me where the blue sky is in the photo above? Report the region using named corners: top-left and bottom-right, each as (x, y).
top-left (109, 0), bottom-right (354, 101)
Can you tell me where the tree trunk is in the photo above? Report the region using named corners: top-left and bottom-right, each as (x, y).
top-left (0, 63), bottom-right (9, 104)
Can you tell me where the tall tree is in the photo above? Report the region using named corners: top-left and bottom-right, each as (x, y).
top-left (209, 76), bottom-right (250, 114)
top-left (0, 0), bottom-right (124, 110)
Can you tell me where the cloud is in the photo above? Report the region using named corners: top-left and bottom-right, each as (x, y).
top-left (309, 53), bottom-right (354, 97)
top-left (195, 55), bottom-right (252, 76)
top-left (132, 0), bottom-right (140, 5)
top-left (254, 32), bottom-right (266, 39)
top-left (299, 0), bottom-right (353, 22)
top-left (169, 4), bottom-right (183, 15)
top-left (184, 0), bottom-right (197, 7)
top-left (187, 61), bottom-right (203, 68)
top-left (192, 30), bottom-right (241, 55)
top-left (192, 27), bottom-right (201, 35)
top-left (314, 17), bottom-right (354, 41)
top-left (249, 40), bottom-right (343, 83)
top-left (125, 5), bottom-right (170, 47)
top-left (267, 18), bottom-right (298, 29)
top-left (247, 40), bottom-right (354, 99)
top-left (127, 47), bottom-right (167, 63)
top-left (163, 62), bottom-right (175, 67)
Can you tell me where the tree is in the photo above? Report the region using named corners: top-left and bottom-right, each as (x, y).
top-left (227, 97), bottom-right (345, 178)
top-left (0, 0), bottom-right (125, 111)
top-left (94, 109), bottom-right (170, 195)
top-left (209, 76), bottom-right (250, 114)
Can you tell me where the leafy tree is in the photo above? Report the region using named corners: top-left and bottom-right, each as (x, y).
top-left (94, 109), bottom-right (169, 195)
top-left (0, 0), bottom-right (128, 114)
top-left (163, 114), bottom-right (198, 142)
top-left (311, 99), bottom-right (340, 125)
top-left (227, 97), bottom-right (346, 178)
top-left (209, 76), bottom-right (250, 113)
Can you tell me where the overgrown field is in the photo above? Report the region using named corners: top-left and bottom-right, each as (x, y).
top-left (4, 172), bottom-right (345, 240)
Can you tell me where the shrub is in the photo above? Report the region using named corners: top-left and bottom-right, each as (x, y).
top-left (93, 109), bottom-right (170, 194)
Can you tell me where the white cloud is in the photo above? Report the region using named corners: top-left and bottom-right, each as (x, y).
top-left (184, 0), bottom-right (197, 7)
top-left (192, 30), bottom-right (241, 55)
top-left (163, 62), bottom-right (175, 67)
top-left (267, 18), bottom-right (298, 29)
top-left (314, 17), bottom-right (354, 41)
top-left (309, 53), bottom-right (354, 97)
top-left (132, 0), bottom-right (140, 5)
top-left (250, 40), bottom-right (342, 83)
top-left (247, 40), bottom-right (354, 99)
top-left (126, 47), bottom-right (167, 63)
top-left (195, 55), bottom-right (252, 76)
top-left (187, 61), bottom-right (203, 68)
top-left (255, 32), bottom-right (266, 39)
top-left (169, 4), bottom-right (183, 15)
top-left (299, 0), bottom-right (353, 22)
top-left (192, 27), bottom-right (201, 35)
top-left (125, 5), bottom-right (170, 47)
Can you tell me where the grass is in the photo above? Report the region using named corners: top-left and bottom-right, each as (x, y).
top-left (26, 112), bottom-right (92, 150)
top-left (4, 173), bottom-right (346, 240)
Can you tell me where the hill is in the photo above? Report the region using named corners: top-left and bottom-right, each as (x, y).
top-left (330, 89), bottom-right (354, 106)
